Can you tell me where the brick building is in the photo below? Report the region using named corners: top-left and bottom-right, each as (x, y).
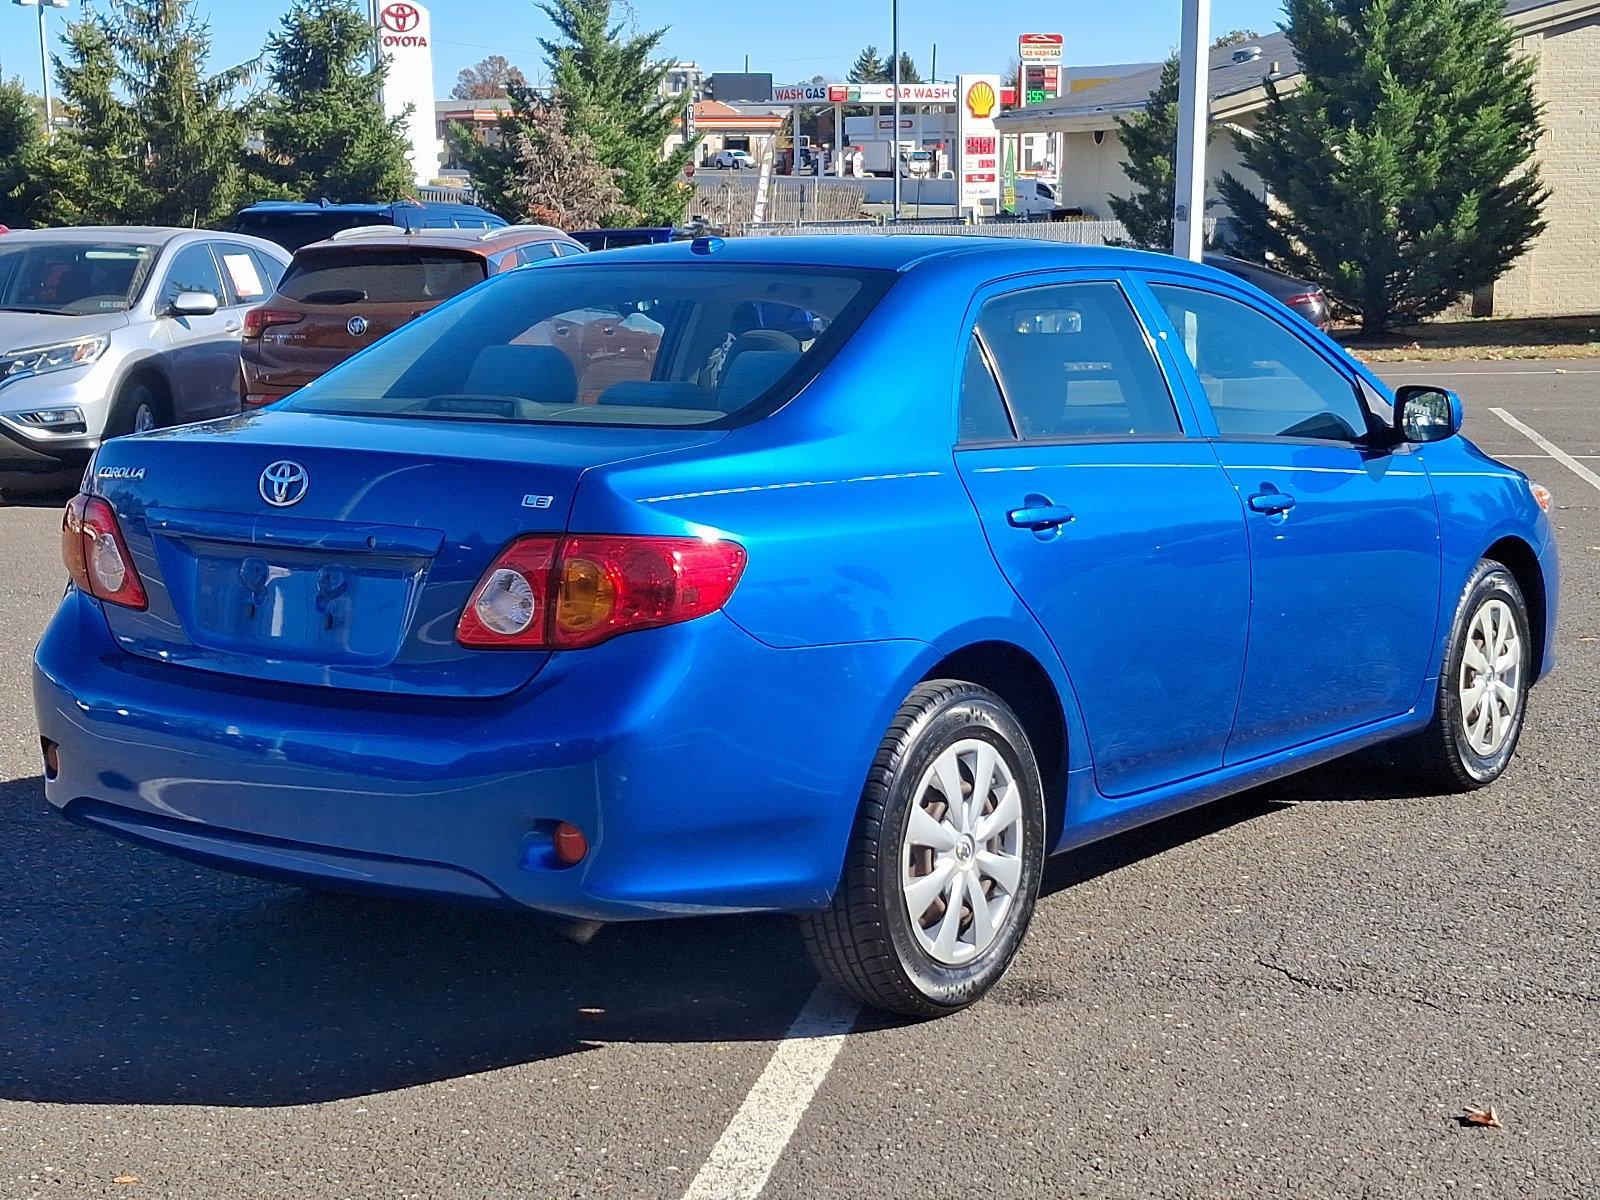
top-left (998, 0), bottom-right (1600, 317)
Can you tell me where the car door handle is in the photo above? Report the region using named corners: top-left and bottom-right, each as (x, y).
top-left (1248, 491), bottom-right (1297, 514)
top-left (224, 321), bottom-right (241, 334)
top-left (1007, 497), bottom-right (1076, 531)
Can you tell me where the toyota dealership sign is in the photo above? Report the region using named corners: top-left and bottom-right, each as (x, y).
top-left (373, 0), bottom-right (441, 183)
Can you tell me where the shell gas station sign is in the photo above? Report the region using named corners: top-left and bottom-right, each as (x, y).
top-left (956, 74), bottom-right (1002, 217)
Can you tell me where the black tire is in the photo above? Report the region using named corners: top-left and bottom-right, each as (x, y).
top-left (800, 680), bottom-right (1047, 1018)
top-left (104, 381), bottom-right (169, 439)
top-left (1399, 560), bottom-right (1532, 792)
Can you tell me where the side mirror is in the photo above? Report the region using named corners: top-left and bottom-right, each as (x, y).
top-left (169, 291), bottom-right (219, 318)
top-left (1394, 384), bottom-right (1463, 443)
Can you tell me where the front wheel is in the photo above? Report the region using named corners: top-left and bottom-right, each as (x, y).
top-left (801, 680), bottom-right (1046, 1018)
top-left (1400, 560), bottom-right (1532, 792)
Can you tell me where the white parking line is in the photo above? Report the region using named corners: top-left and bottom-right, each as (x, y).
top-left (680, 987), bottom-right (859, 1200)
top-left (1491, 407), bottom-right (1600, 492)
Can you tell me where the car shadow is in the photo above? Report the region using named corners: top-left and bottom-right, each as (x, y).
top-left (0, 754), bottom-right (1431, 1108)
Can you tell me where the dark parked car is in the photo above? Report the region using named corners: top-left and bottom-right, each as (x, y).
top-left (238, 224), bottom-right (584, 407)
top-left (1203, 253), bottom-right (1330, 329)
top-left (231, 200), bottom-right (509, 252)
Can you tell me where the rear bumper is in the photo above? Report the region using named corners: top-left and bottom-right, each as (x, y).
top-left (34, 589), bottom-right (925, 920)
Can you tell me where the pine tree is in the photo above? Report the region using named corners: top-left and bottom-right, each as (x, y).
top-left (449, 89), bottom-right (623, 227)
top-left (848, 46), bottom-right (889, 84)
top-left (1106, 56), bottom-right (1180, 251)
top-left (1219, 0), bottom-right (1546, 333)
top-left (538, 0), bottom-right (690, 227)
top-left (47, 0), bottom-right (254, 226)
top-left (255, 0), bottom-right (413, 203)
top-left (895, 52), bottom-right (921, 84)
top-left (0, 77), bottom-right (49, 228)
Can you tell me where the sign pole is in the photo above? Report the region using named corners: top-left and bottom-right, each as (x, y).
top-left (891, 0), bottom-right (901, 221)
top-left (1172, 0), bottom-right (1210, 260)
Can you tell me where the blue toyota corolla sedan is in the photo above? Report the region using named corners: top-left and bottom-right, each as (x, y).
top-left (34, 237), bottom-right (1558, 1017)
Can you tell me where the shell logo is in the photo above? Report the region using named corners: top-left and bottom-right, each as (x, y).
top-left (965, 79), bottom-right (997, 120)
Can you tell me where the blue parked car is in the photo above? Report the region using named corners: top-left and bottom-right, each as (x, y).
top-left (34, 237), bottom-right (1558, 1017)
top-left (231, 199), bottom-right (507, 251)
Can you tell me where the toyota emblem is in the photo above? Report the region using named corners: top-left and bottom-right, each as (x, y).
top-left (380, 3), bottom-right (419, 32)
top-left (347, 315), bottom-right (369, 337)
top-left (259, 460), bottom-right (310, 508)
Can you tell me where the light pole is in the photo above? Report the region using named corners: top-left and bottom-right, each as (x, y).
top-left (1171, 0), bottom-right (1211, 260)
top-left (890, 0), bottom-right (901, 221)
top-left (13, 0), bottom-right (68, 142)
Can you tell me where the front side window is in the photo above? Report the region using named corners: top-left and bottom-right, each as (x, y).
top-left (974, 281), bottom-right (1180, 439)
top-left (282, 264), bottom-right (891, 427)
top-left (158, 243), bottom-right (226, 309)
top-left (1150, 282), bottom-right (1371, 442)
top-left (0, 241), bottom-right (158, 315)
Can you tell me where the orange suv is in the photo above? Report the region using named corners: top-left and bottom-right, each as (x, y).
top-left (239, 224), bottom-right (585, 407)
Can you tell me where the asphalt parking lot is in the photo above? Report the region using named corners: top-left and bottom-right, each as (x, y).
top-left (1, 359), bottom-right (1595, 1200)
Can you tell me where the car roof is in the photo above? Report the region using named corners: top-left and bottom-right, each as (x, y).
top-left (236, 200), bottom-right (488, 215)
top-left (294, 224), bottom-right (576, 256)
top-left (558, 234), bottom-right (1197, 275)
top-left (0, 226), bottom-right (208, 246)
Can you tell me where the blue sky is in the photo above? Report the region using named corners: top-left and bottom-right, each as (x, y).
top-left (5, 0), bottom-right (1288, 97)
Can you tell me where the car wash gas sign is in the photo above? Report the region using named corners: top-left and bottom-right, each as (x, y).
top-left (956, 74), bottom-right (1002, 217)
top-left (374, 0), bottom-right (442, 184)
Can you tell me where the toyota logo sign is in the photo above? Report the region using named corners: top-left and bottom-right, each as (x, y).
top-left (380, 3), bottom-right (419, 32)
top-left (259, 461), bottom-right (310, 508)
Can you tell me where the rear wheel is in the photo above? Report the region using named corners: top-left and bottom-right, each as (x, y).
top-left (801, 680), bottom-right (1046, 1018)
top-left (1400, 560), bottom-right (1531, 792)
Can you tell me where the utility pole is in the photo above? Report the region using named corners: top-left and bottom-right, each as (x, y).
top-left (14, 0), bottom-right (68, 142)
top-left (891, 0), bottom-right (901, 220)
top-left (1171, 0), bottom-right (1211, 260)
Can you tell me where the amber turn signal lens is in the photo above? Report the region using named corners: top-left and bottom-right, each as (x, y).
top-left (557, 554), bottom-right (617, 633)
top-left (1530, 482), bottom-right (1553, 513)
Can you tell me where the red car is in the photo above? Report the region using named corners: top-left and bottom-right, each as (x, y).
top-left (239, 224), bottom-right (585, 407)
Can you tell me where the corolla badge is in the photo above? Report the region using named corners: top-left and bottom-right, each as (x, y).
top-left (259, 460), bottom-right (309, 508)
top-left (347, 316), bottom-right (369, 336)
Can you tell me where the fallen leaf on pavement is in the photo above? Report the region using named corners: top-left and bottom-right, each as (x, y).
top-left (1460, 1105), bottom-right (1502, 1128)
top-left (113, 1175), bottom-right (140, 1185)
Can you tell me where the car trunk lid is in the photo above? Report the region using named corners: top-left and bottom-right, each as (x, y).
top-left (89, 410), bottom-right (723, 697)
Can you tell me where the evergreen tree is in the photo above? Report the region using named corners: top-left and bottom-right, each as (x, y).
top-left (47, 0), bottom-right (254, 226)
top-left (1219, 0), bottom-right (1546, 332)
top-left (848, 46), bottom-right (890, 84)
top-left (538, 0), bottom-right (690, 227)
top-left (448, 89), bottom-right (623, 227)
top-left (0, 77), bottom-right (49, 228)
top-left (453, 55), bottom-right (526, 100)
top-left (256, 0), bottom-right (413, 203)
top-left (895, 52), bottom-right (921, 84)
top-left (1106, 56), bottom-right (1181, 250)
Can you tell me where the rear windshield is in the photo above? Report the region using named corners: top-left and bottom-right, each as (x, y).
top-left (278, 249), bottom-right (487, 305)
top-left (282, 263), bottom-right (893, 427)
top-left (233, 211), bottom-right (389, 251)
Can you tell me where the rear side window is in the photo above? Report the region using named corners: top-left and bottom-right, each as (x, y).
top-left (975, 281), bottom-right (1179, 439)
top-left (217, 243), bottom-right (271, 305)
top-left (278, 250), bottom-right (487, 305)
top-left (1150, 283), bottom-right (1368, 441)
top-left (283, 264), bottom-right (893, 427)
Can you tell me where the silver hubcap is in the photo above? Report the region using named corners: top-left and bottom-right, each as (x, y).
top-left (132, 403), bottom-right (156, 433)
top-left (1458, 598), bottom-right (1522, 756)
top-left (902, 739), bottom-right (1025, 965)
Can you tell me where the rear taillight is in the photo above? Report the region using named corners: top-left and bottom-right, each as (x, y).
top-left (242, 393), bottom-right (288, 409)
top-left (1284, 292), bottom-right (1319, 307)
top-left (62, 494), bottom-right (148, 610)
top-left (242, 307), bottom-right (303, 339)
top-left (456, 535), bottom-right (747, 650)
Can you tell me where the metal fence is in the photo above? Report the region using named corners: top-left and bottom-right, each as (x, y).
top-left (416, 185), bottom-right (481, 205)
top-left (730, 217), bottom-right (1143, 245)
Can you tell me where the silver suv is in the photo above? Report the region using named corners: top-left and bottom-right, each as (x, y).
top-left (0, 227), bottom-right (290, 475)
